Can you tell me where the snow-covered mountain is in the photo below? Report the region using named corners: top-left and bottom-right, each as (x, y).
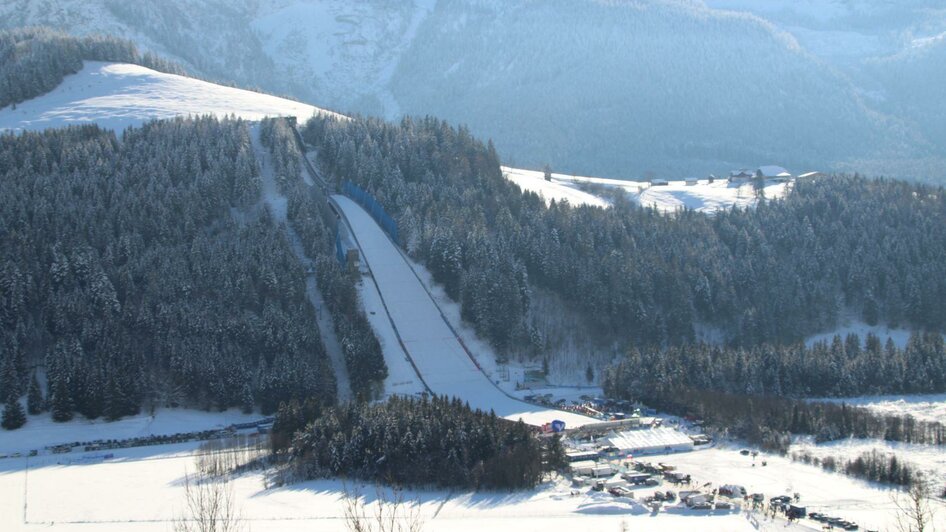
top-left (3, 0), bottom-right (945, 181)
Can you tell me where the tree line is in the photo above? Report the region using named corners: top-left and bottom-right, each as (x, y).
top-left (259, 117), bottom-right (387, 399)
top-left (604, 332), bottom-right (946, 399)
top-left (792, 449), bottom-right (919, 487)
top-left (604, 385), bottom-right (946, 454)
top-left (0, 27), bottom-right (186, 109)
top-left (0, 118), bottom-right (336, 429)
top-left (302, 114), bottom-right (946, 355)
top-left (278, 395), bottom-right (562, 490)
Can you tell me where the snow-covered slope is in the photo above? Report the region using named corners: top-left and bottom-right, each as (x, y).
top-left (502, 166), bottom-right (791, 214)
top-left (502, 167), bottom-right (611, 209)
top-left (0, 61), bottom-right (341, 132)
top-left (251, 0), bottom-right (436, 117)
top-left (332, 194), bottom-right (595, 428)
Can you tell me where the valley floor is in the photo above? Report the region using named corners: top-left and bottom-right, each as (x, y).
top-left (0, 440), bottom-right (791, 532)
top-left (3, 435), bottom-right (938, 531)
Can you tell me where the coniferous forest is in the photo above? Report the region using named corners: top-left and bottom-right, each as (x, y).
top-left (605, 332), bottom-right (946, 399)
top-left (0, 119), bottom-right (336, 426)
top-left (259, 117), bottom-right (387, 400)
top-left (281, 395), bottom-right (562, 490)
top-left (302, 115), bottom-right (946, 356)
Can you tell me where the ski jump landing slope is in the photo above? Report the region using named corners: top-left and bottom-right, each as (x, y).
top-left (332, 195), bottom-right (595, 428)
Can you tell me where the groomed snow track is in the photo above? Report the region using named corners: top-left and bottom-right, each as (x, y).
top-left (329, 194), bottom-right (596, 428)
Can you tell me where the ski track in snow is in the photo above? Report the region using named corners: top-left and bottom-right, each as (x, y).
top-left (250, 125), bottom-right (352, 403)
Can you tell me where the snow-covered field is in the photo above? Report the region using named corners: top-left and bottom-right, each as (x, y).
top-left (502, 166), bottom-right (791, 214)
top-left (816, 393), bottom-right (946, 425)
top-left (3, 436), bottom-right (935, 532)
top-left (0, 408), bottom-right (262, 455)
top-left (790, 436), bottom-right (946, 499)
top-left (502, 167), bottom-right (612, 208)
top-left (0, 440), bottom-right (818, 532)
top-left (0, 61), bottom-right (343, 132)
top-left (669, 444), bottom-right (944, 532)
top-left (332, 194), bottom-right (595, 428)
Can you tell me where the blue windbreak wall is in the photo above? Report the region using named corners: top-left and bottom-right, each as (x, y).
top-left (343, 181), bottom-right (399, 244)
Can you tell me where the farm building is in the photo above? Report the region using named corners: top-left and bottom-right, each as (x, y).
top-left (605, 427), bottom-right (695, 456)
top-left (650, 178), bottom-right (669, 186)
top-left (728, 169), bottom-right (754, 183)
top-left (685, 177), bottom-right (698, 186)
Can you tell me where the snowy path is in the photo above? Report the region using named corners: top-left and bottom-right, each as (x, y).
top-left (331, 195), bottom-right (596, 428)
top-left (250, 127), bottom-right (352, 403)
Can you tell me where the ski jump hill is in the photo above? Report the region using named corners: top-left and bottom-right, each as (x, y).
top-left (331, 194), bottom-right (596, 428)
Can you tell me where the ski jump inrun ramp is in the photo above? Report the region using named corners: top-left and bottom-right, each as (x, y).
top-left (331, 194), bottom-right (595, 428)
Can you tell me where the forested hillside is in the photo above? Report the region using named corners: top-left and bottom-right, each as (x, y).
top-left (303, 115), bottom-right (946, 355)
top-left (606, 332), bottom-right (946, 399)
top-left (0, 118), bottom-right (336, 428)
top-left (5, 1), bottom-right (945, 181)
top-left (391, 0), bottom-right (921, 178)
top-left (259, 117), bottom-right (387, 400)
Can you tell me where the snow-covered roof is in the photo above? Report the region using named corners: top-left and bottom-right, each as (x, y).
top-left (797, 171), bottom-right (823, 179)
top-left (606, 428), bottom-right (694, 452)
top-left (757, 165), bottom-right (790, 177)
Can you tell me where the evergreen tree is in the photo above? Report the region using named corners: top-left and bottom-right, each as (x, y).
top-left (1, 395), bottom-right (26, 430)
top-left (27, 371), bottom-right (44, 415)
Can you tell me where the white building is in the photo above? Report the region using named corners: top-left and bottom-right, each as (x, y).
top-left (605, 427), bottom-right (695, 456)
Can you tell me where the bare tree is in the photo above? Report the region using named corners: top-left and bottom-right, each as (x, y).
top-left (174, 470), bottom-right (246, 532)
top-left (893, 476), bottom-right (938, 532)
top-left (342, 482), bottom-right (424, 532)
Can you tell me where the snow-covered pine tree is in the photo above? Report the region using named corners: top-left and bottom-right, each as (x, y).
top-left (27, 370), bottom-right (45, 415)
top-left (1, 394), bottom-right (26, 430)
